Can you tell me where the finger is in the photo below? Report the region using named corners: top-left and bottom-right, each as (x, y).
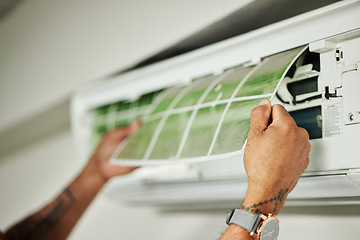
top-left (126, 119), bottom-right (142, 135)
top-left (249, 99), bottom-right (272, 134)
top-left (113, 165), bottom-right (139, 175)
top-left (109, 119), bottom-right (142, 140)
top-left (270, 104), bottom-right (294, 125)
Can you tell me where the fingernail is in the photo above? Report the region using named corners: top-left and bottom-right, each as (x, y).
top-left (259, 99), bottom-right (270, 106)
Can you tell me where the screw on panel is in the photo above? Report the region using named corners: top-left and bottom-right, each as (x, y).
top-left (349, 113), bottom-right (354, 121)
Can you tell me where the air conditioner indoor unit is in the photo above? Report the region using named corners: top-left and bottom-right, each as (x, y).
top-left (71, 0), bottom-right (360, 208)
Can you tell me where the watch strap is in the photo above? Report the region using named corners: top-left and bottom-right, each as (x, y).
top-left (226, 209), bottom-right (261, 233)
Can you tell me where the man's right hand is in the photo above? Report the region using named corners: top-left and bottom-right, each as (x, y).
top-left (220, 99), bottom-right (311, 240)
top-left (242, 99), bottom-right (311, 215)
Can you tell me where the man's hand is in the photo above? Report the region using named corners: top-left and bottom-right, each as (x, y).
top-left (91, 120), bottom-right (141, 180)
top-left (242, 99), bottom-right (311, 215)
top-left (220, 99), bottom-right (311, 240)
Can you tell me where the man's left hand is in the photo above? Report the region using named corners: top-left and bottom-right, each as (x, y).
top-left (91, 120), bottom-right (141, 180)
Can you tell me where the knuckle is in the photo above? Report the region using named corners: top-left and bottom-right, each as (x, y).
top-left (281, 119), bottom-right (297, 133)
top-left (298, 127), bottom-right (310, 140)
top-left (272, 104), bottom-right (283, 111)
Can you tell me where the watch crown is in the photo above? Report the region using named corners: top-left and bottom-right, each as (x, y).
top-left (249, 232), bottom-right (257, 238)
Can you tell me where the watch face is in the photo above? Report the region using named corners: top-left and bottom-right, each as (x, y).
top-left (260, 218), bottom-right (279, 240)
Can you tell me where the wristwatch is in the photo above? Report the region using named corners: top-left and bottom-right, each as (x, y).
top-left (226, 209), bottom-right (279, 240)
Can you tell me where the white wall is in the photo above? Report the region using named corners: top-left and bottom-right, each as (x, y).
top-left (0, 0), bottom-right (252, 133)
top-left (1, 0), bottom-right (360, 239)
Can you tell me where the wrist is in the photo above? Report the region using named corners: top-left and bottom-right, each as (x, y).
top-left (69, 160), bottom-right (108, 201)
top-left (86, 159), bottom-right (109, 185)
top-left (241, 186), bottom-right (289, 215)
top-left (90, 155), bottom-right (113, 182)
top-left (220, 224), bottom-right (254, 240)
top-left (225, 209), bottom-right (280, 240)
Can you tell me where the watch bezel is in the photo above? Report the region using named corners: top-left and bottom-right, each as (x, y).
top-left (250, 214), bottom-right (279, 240)
top-left (258, 215), bottom-right (279, 240)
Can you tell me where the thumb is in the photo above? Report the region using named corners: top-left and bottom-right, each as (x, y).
top-left (270, 104), bottom-right (292, 124)
top-left (249, 99), bottom-right (272, 134)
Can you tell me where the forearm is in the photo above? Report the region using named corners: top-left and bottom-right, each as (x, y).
top-left (5, 159), bottom-right (106, 240)
top-left (4, 122), bottom-right (140, 240)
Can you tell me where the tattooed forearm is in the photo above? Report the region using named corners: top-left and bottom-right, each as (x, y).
top-left (240, 188), bottom-right (289, 214)
top-left (5, 188), bottom-right (76, 240)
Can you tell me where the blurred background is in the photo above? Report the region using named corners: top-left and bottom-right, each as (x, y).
top-left (0, 0), bottom-right (360, 239)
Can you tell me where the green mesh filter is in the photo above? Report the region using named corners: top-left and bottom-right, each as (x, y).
top-left (90, 90), bottom-right (161, 153)
top-left (90, 46), bottom-right (305, 164)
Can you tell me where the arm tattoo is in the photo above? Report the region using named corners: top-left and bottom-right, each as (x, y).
top-left (6, 188), bottom-right (76, 240)
top-left (240, 188), bottom-right (289, 215)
